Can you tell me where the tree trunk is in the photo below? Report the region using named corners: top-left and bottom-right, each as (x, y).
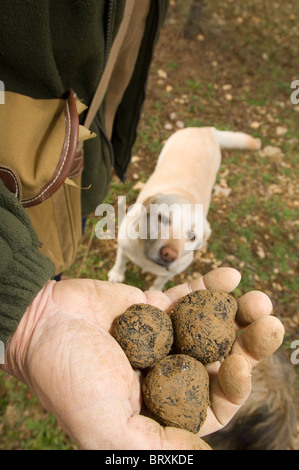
top-left (183, 0), bottom-right (204, 39)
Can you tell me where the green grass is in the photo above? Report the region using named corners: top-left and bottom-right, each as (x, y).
top-left (0, 373), bottom-right (77, 450)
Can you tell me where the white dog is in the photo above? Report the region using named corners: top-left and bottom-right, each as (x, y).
top-left (108, 127), bottom-right (261, 290)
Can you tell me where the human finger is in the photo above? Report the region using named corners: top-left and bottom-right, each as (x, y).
top-left (199, 314), bottom-right (284, 435)
top-left (199, 353), bottom-right (252, 435)
top-left (146, 267), bottom-right (241, 313)
top-left (232, 315), bottom-right (285, 367)
top-left (236, 290), bottom-right (273, 327)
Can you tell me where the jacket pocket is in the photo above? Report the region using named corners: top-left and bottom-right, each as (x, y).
top-left (0, 89), bottom-right (96, 274)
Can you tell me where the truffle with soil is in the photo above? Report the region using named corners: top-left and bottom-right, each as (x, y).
top-left (112, 303), bottom-right (174, 369)
top-left (171, 289), bottom-right (237, 364)
top-left (142, 354), bottom-right (210, 434)
top-left (112, 290), bottom-right (238, 434)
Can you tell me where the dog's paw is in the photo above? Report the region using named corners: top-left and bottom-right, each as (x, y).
top-left (148, 285), bottom-right (160, 291)
top-left (108, 269), bottom-right (125, 283)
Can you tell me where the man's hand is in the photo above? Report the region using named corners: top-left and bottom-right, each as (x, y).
top-left (2, 267), bottom-right (284, 450)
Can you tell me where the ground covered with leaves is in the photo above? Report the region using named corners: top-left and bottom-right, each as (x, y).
top-left (1, 0), bottom-right (298, 450)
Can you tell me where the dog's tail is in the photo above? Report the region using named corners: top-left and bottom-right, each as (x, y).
top-left (213, 128), bottom-right (262, 151)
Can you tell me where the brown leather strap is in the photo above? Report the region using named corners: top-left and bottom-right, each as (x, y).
top-left (22, 89), bottom-right (79, 207)
top-left (0, 166), bottom-right (22, 201)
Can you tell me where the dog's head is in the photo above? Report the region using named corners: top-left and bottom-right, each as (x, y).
top-left (134, 194), bottom-right (206, 269)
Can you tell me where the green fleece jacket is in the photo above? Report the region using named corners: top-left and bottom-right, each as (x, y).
top-left (0, 0), bottom-right (169, 345)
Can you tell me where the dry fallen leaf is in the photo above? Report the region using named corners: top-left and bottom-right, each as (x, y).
top-left (157, 69), bottom-right (167, 79)
top-left (176, 120), bottom-right (185, 129)
top-left (259, 145), bottom-right (283, 159)
top-left (250, 121), bottom-right (261, 129)
top-left (213, 184), bottom-right (232, 198)
top-left (276, 126), bottom-right (288, 136)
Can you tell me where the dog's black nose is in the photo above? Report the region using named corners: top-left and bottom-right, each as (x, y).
top-left (160, 246), bottom-right (178, 263)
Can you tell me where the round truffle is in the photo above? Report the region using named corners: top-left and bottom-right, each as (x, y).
top-left (112, 303), bottom-right (174, 369)
top-left (142, 354), bottom-right (209, 433)
top-left (171, 290), bottom-right (237, 364)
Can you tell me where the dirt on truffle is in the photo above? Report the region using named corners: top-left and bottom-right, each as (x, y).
top-left (142, 354), bottom-right (210, 434)
top-left (112, 303), bottom-right (174, 369)
top-left (171, 290), bottom-right (237, 364)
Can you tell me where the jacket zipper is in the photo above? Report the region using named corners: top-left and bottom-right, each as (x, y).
top-left (104, 0), bottom-right (114, 69)
top-left (95, 114), bottom-right (115, 167)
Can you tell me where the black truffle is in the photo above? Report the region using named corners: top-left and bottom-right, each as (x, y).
top-left (112, 303), bottom-right (174, 369)
top-left (171, 290), bottom-right (237, 364)
top-left (142, 354), bottom-right (210, 433)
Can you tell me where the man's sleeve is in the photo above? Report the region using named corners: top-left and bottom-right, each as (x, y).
top-left (0, 179), bottom-right (55, 345)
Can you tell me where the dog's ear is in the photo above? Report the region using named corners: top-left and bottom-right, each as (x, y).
top-left (191, 219), bottom-right (211, 255)
top-left (202, 218), bottom-right (212, 250)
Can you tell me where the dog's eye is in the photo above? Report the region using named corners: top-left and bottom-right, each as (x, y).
top-left (187, 231), bottom-right (196, 241)
top-left (158, 214), bottom-right (169, 225)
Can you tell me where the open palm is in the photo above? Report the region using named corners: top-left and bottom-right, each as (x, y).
top-left (4, 267), bottom-right (284, 450)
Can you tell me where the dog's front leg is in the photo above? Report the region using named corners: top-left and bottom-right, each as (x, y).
top-left (202, 217), bottom-right (212, 251)
top-left (108, 246), bottom-right (128, 283)
top-left (148, 274), bottom-right (173, 291)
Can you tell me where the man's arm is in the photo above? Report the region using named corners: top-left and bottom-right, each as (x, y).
top-left (0, 179), bottom-right (55, 346)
